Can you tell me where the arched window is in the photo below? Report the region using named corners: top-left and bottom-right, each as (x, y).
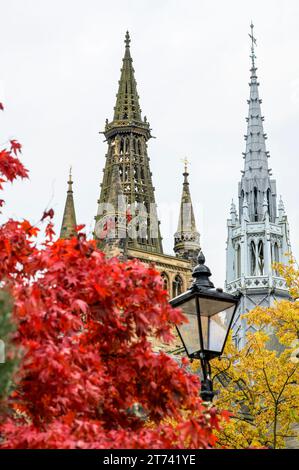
top-left (250, 241), bottom-right (256, 276)
top-left (125, 137), bottom-right (130, 155)
top-left (254, 187), bottom-right (258, 221)
top-left (120, 138), bottom-right (124, 155)
top-left (137, 139), bottom-right (142, 156)
top-left (236, 245), bottom-right (241, 278)
top-left (272, 242), bottom-right (280, 275)
top-left (257, 241), bottom-right (264, 275)
top-left (172, 275), bottom-right (183, 298)
top-left (161, 272), bottom-right (169, 292)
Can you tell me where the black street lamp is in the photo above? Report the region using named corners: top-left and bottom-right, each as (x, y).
top-left (170, 252), bottom-right (240, 402)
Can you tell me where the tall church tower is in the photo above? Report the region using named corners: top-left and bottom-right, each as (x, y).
top-left (94, 32), bottom-right (199, 300)
top-left (95, 31), bottom-right (162, 255)
top-left (225, 24), bottom-right (291, 347)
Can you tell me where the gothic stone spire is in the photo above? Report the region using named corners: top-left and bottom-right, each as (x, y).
top-left (96, 32), bottom-right (163, 254)
top-left (113, 31), bottom-right (142, 122)
top-left (225, 24), bottom-right (292, 349)
top-left (60, 167), bottom-right (77, 239)
top-left (174, 159), bottom-right (200, 262)
top-left (239, 23), bottom-right (277, 223)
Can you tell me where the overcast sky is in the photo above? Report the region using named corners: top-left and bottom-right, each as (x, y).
top-left (1, 0), bottom-right (298, 287)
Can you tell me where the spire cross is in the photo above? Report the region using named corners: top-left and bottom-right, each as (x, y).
top-left (249, 22), bottom-right (257, 68)
top-left (181, 157), bottom-right (190, 173)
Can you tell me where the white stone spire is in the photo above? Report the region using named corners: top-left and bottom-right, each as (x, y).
top-left (239, 23), bottom-right (276, 223)
top-left (244, 23), bottom-right (269, 179)
top-left (225, 24), bottom-right (292, 349)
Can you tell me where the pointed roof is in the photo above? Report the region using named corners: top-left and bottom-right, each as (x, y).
top-left (174, 160), bottom-right (200, 258)
top-left (60, 168), bottom-right (77, 239)
top-left (176, 161), bottom-right (198, 234)
top-left (278, 196), bottom-right (286, 220)
top-left (243, 23), bottom-right (269, 179)
top-left (113, 31), bottom-right (142, 122)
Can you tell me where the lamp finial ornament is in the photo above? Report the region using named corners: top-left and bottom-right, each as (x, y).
top-left (192, 251), bottom-right (214, 289)
top-left (197, 251), bottom-right (205, 265)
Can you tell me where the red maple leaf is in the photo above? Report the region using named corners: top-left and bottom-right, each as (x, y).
top-left (45, 221), bottom-right (55, 241)
top-left (10, 139), bottom-right (22, 155)
top-left (41, 208), bottom-right (54, 221)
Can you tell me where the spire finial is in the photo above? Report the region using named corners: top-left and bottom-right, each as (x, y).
top-left (249, 22), bottom-right (257, 69)
top-left (181, 157), bottom-right (189, 174)
top-left (68, 165), bottom-right (73, 192)
top-left (278, 195), bottom-right (286, 220)
top-left (181, 158), bottom-right (190, 184)
top-left (125, 31), bottom-right (131, 48)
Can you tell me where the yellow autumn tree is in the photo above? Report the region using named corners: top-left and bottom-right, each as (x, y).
top-left (192, 259), bottom-right (299, 449)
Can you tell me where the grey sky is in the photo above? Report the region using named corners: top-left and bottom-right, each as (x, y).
top-left (0, 0), bottom-right (298, 287)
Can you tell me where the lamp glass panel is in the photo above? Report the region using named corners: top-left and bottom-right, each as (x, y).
top-left (198, 298), bottom-right (235, 353)
top-left (176, 297), bottom-right (200, 356)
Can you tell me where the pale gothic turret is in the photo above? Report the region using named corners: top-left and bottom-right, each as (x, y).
top-left (174, 160), bottom-right (200, 264)
top-left (225, 24), bottom-right (292, 348)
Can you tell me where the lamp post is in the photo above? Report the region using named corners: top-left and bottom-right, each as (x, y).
top-left (170, 251), bottom-right (240, 402)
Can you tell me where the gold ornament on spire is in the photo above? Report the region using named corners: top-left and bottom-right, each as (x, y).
top-left (181, 157), bottom-right (190, 173)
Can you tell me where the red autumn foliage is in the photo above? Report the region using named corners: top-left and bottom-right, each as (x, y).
top-left (41, 208), bottom-right (54, 221)
top-left (9, 140), bottom-right (22, 156)
top-left (0, 103), bottom-right (226, 449)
